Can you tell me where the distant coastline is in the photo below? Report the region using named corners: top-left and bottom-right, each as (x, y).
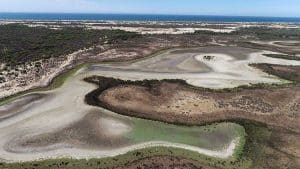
top-left (0, 13), bottom-right (300, 23)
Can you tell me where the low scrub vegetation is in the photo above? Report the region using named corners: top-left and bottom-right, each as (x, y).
top-left (194, 27), bottom-right (300, 40)
top-left (0, 24), bottom-right (139, 66)
top-left (251, 64), bottom-right (300, 83)
top-left (263, 54), bottom-right (300, 61)
top-left (236, 27), bottom-right (300, 39)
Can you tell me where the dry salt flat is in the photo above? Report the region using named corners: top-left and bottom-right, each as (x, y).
top-left (1, 46), bottom-right (300, 162)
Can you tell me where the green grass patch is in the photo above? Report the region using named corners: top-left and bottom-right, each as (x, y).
top-left (127, 120), bottom-right (243, 150)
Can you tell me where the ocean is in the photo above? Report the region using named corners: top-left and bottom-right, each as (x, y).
top-left (0, 13), bottom-right (300, 23)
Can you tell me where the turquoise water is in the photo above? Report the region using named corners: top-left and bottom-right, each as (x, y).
top-left (1, 13), bottom-right (300, 22)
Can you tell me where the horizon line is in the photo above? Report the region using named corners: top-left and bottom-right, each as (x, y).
top-left (0, 12), bottom-right (300, 19)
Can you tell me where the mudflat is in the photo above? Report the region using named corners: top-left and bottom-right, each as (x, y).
top-left (86, 65), bottom-right (300, 132)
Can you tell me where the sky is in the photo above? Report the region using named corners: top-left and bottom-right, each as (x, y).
top-left (0, 0), bottom-right (300, 17)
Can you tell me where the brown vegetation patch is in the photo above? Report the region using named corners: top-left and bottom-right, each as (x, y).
top-left (252, 64), bottom-right (300, 82)
top-left (85, 78), bottom-right (299, 133)
top-left (84, 65), bottom-right (300, 133)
